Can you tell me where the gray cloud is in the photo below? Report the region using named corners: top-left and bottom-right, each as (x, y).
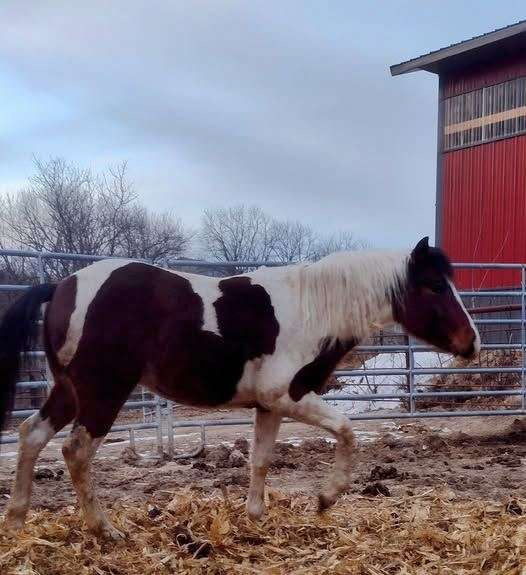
top-left (2, 1), bottom-right (524, 248)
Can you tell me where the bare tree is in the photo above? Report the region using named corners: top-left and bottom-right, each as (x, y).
top-left (200, 204), bottom-right (366, 270)
top-left (312, 231), bottom-right (369, 260)
top-left (200, 206), bottom-right (277, 265)
top-left (120, 207), bottom-right (189, 262)
top-left (0, 157), bottom-right (192, 280)
top-left (271, 220), bottom-right (318, 262)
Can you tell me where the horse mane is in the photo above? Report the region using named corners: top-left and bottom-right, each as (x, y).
top-left (299, 250), bottom-right (409, 342)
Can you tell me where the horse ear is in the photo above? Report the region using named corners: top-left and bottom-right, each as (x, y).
top-left (412, 237), bottom-right (430, 260)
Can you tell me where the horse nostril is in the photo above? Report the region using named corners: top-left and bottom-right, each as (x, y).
top-left (460, 334), bottom-right (478, 359)
top-left (460, 343), bottom-right (475, 359)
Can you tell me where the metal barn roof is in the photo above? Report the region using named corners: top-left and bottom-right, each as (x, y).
top-left (391, 20), bottom-right (526, 76)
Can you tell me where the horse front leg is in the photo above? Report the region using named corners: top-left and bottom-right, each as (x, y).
top-left (246, 408), bottom-right (282, 520)
top-left (271, 392), bottom-right (357, 510)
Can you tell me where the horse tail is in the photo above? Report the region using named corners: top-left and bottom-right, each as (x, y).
top-left (0, 284), bottom-right (56, 432)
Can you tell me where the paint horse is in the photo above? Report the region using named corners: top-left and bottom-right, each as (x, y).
top-left (0, 237), bottom-right (479, 539)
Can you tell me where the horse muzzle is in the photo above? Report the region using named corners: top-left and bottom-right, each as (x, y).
top-left (452, 331), bottom-right (480, 359)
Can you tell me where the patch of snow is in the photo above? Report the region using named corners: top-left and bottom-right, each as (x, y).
top-left (327, 350), bottom-right (454, 415)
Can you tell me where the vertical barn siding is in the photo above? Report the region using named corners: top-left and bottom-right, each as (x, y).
top-left (442, 135), bottom-right (526, 288)
top-left (440, 51), bottom-right (526, 288)
top-left (444, 52), bottom-right (526, 97)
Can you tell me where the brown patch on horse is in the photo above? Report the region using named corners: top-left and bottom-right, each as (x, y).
top-left (39, 380), bottom-right (77, 432)
top-left (57, 263), bottom-right (279, 437)
top-left (215, 276), bottom-right (280, 359)
top-left (289, 338), bottom-right (358, 402)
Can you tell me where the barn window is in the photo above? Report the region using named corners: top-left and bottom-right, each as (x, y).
top-left (444, 77), bottom-right (526, 151)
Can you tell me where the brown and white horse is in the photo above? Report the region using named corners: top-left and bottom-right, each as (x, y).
top-left (0, 237), bottom-right (479, 539)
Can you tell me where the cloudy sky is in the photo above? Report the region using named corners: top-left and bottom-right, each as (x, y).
top-left (1, 1), bottom-right (525, 249)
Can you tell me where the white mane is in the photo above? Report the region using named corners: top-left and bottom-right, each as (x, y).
top-left (299, 250), bottom-right (409, 342)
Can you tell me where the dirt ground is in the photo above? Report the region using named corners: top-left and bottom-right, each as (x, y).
top-left (1, 411), bottom-right (526, 518)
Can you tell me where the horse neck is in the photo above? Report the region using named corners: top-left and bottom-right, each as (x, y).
top-left (299, 250), bottom-right (408, 343)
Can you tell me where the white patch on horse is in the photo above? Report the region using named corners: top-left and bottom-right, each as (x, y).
top-left (57, 259), bottom-right (133, 366)
top-left (26, 418), bottom-right (54, 448)
top-left (448, 279), bottom-right (481, 354)
top-left (227, 357), bottom-right (263, 406)
top-left (232, 266), bottom-right (307, 406)
top-left (187, 276), bottom-right (221, 334)
top-left (299, 250), bottom-right (408, 343)
top-left (5, 413), bottom-right (56, 530)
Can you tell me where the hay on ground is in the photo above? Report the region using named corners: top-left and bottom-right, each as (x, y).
top-left (408, 350), bottom-right (522, 411)
top-left (1, 488), bottom-right (525, 574)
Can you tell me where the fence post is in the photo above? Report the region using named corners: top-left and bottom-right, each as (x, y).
top-left (155, 396), bottom-right (163, 457)
top-left (408, 336), bottom-right (416, 414)
top-left (403, 333), bottom-right (411, 394)
top-left (37, 252), bottom-right (52, 393)
top-left (129, 428), bottom-right (136, 451)
top-left (37, 252), bottom-right (46, 284)
top-left (166, 401), bottom-right (175, 459)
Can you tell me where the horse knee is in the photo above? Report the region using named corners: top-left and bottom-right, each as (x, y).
top-left (19, 412), bottom-right (42, 436)
top-left (250, 462), bottom-right (269, 477)
top-left (338, 422), bottom-right (356, 449)
top-left (62, 432), bottom-right (78, 460)
top-left (17, 415), bottom-right (36, 441)
top-left (19, 413), bottom-right (54, 452)
top-left (62, 426), bottom-right (94, 473)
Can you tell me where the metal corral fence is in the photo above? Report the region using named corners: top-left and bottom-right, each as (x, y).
top-left (1, 249), bottom-right (525, 456)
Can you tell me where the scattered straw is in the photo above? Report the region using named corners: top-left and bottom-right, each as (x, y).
top-left (418, 350), bottom-right (522, 411)
top-left (1, 488), bottom-right (525, 574)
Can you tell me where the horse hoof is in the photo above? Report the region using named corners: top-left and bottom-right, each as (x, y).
top-left (317, 493), bottom-right (335, 512)
top-left (4, 520), bottom-right (24, 534)
top-left (246, 499), bottom-right (265, 521)
top-left (4, 512), bottom-right (26, 533)
top-left (96, 523), bottom-right (125, 541)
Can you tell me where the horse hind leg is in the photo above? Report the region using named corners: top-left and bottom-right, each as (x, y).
top-left (4, 380), bottom-right (76, 531)
top-left (62, 425), bottom-right (124, 540)
top-left (61, 373), bottom-right (134, 540)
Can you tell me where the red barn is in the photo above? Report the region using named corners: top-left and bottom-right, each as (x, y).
top-left (391, 21), bottom-right (526, 289)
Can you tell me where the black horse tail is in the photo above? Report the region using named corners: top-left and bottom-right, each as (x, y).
top-left (0, 284), bottom-right (56, 432)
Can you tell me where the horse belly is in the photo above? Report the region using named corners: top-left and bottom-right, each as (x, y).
top-left (139, 356), bottom-right (258, 408)
top-left (138, 325), bottom-right (262, 408)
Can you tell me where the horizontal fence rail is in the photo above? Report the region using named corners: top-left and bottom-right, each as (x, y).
top-left (1, 248), bottom-right (526, 455)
